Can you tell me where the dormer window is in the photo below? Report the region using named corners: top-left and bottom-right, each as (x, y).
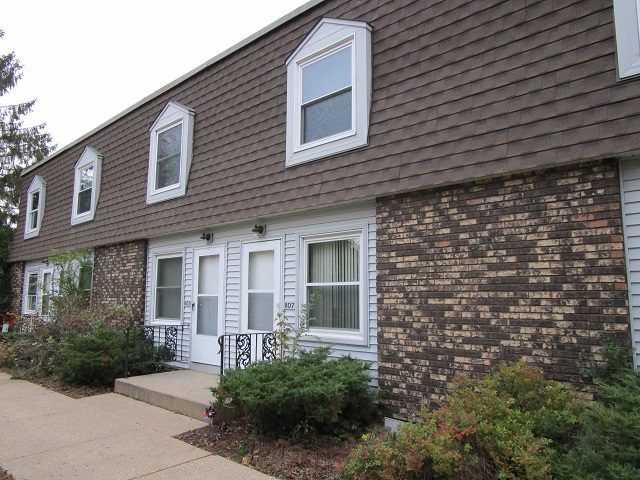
top-left (71, 147), bottom-right (102, 225)
top-left (301, 44), bottom-right (352, 144)
top-left (24, 175), bottom-right (46, 239)
top-left (28, 191), bottom-right (40, 230)
top-left (613, 0), bottom-right (640, 79)
top-left (147, 102), bottom-right (195, 204)
top-left (286, 18), bottom-right (372, 167)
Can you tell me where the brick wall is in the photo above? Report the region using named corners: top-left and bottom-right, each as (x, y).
top-left (9, 262), bottom-right (24, 314)
top-left (92, 240), bottom-right (147, 326)
top-left (376, 160), bottom-right (631, 420)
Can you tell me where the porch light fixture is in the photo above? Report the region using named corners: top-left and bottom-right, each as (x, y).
top-left (200, 232), bottom-right (213, 243)
top-left (251, 224), bottom-right (266, 238)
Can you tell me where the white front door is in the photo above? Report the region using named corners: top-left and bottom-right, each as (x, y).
top-left (191, 246), bottom-right (225, 365)
top-left (242, 239), bottom-right (282, 332)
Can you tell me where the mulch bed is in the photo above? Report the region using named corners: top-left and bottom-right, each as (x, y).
top-left (31, 376), bottom-right (112, 398)
top-left (0, 368), bottom-right (112, 399)
top-left (176, 419), bottom-right (372, 480)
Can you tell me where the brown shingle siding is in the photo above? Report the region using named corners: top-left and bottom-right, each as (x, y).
top-left (10, 0), bottom-right (640, 262)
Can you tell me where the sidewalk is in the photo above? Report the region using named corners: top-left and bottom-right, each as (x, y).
top-left (0, 372), bottom-right (276, 479)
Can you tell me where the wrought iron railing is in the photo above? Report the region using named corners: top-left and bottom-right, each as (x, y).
top-left (218, 332), bottom-right (277, 375)
top-left (124, 324), bottom-right (187, 377)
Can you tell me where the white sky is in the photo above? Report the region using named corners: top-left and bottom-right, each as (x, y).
top-left (2, 0), bottom-right (309, 152)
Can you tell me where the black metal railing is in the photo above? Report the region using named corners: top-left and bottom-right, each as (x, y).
top-left (124, 325), bottom-right (187, 377)
top-left (218, 332), bottom-right (277, 375)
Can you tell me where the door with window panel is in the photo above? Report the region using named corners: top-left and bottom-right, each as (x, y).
top-left (192, 247), bottom-right (224, 365)
top-left (242, 240), bottom-right (281, 332)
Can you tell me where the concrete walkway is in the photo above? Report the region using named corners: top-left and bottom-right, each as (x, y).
top-left (0, 372), bottom-right (276, 480)
top-left (115, 369), bottom-right (220, 421)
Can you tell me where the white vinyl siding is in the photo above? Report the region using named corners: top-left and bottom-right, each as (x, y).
top-left (145, 203), bottom-right (377, 382)
top-left (621, 160), bottom-right (640, 369)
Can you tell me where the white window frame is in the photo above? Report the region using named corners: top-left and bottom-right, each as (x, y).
top-left (241, 239), bottom-right (282, 333)
top-left (150, 251), bottom-right (185, 325)
top-left (71, 147), bottom-right (102, 225)
top-left (24, 270), bottom-right (39, 314)
top-left (21, 256), bottom-right (92, 316)
top-left (300, 229), bottom-right (368, 345)
top-left (614, 0), bottom-right (640, 79)
top-left (40, 268), bottom-right (54, 316)
top-left (285, 18), bottom-right (372, 167)
top-left (146, 102), bottom-right (195, 204)
top-left (24, 175), bottom-right (46, 239)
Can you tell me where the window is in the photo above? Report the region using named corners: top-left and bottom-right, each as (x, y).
top-left (24, 176), bottom-right (46, 239)
top-left (71, 147), bottom-right (102, 225)
top-left (79, 263), bottom-right (93, 297)
top-left (147, 102), bottom-right (195, 204)
top-left (242, 240), bottom-right (281, 332)
top-left (22, 256), bottom-right (91, 316)
top-left (28, 191), bottom-right (40, 230)
top-left (152, 254), bottom-right (184, 323)
top-left (302, 45), bottom-right (352, 144)
top-left (26, 272), bottom-right (38, 312)
top-left (301, 231), bottom-right (366, 343)
top-left (286, 18), bottom-right (372, 166)
top-left (41, 270), bottom-right (53, 316)
top-left (614, 0), bottom-right (640, 79)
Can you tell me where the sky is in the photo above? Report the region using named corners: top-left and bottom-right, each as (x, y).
top-left (2, 0), bottom-right (310, 152)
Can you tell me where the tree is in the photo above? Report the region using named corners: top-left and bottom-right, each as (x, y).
top-left (0, 29), bottom-right (54, 312)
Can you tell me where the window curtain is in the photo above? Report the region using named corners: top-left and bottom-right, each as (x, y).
top-left (307, 239), bottom-right (359, 329)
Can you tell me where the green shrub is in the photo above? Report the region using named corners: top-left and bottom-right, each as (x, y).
top-left (212, 347), bottom-right (376, 439)
top-left (0, 333), bottom-right (19, 368)
top-left (59, 323), bottom-right (127, 386)
top-left (580, 335), bottom-right (633, 386)
top-left (552, 372), bottom-right (640, 480)
top-left (343, 361), bottom-right (580, 480)
top-left (58, 323), bottom-right (171, 386)
top-left (9, 315), bottom-right (77, 376)
top-left (553, 339), bottom-right (640, 480)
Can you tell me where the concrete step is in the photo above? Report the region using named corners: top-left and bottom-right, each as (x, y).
top-left (114, 369), bottom-right (220, 421)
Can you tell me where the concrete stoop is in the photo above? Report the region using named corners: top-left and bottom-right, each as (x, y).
top-left (115, 369), bottom-right (220, 421)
